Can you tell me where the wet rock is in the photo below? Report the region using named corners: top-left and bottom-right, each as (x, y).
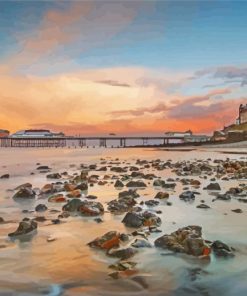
top-left (13, 187), bottom-right (36, 199)
top-left (78, 201), bottom-right (104, 216)
top-left (122, 212), bottom-right (143, 228)
top-left (0, 174), bottom-right (9, 179)
top-left (114, 180), bottom-right (124, 188)
top-left (153, 179), bottom-right (166, 187)
top-left (119, 189), bottom-right (140, 199)
top-left (67, 189), bottom-right (81, 198)
top-left (8, 220), bottom-right (37, 237)
top-left (211, 240), bottom-right (234, 257)
top-left (231, 209), bottom-right (243, 213)
top-left (64, 183), bottom-right (76, 192)
top-left (86, 195), bottom-right (98, 200)
top-left (205, 183), bottom-right (221, 191)
top-left (94, 218), bottom-right (103, 223)
top-left (107, 247), bottom-right (137, 260)
top-left (197, 204), bottom-right (210, 209)
top-left (131, 238), bottom-right (152, 248)
top-left (179, 191), bottom-right (195, 201)
top-left (154, 192), bottom-right (169, 199)
top-left (37, 165), bottom-right (50, 170)
top-left (110, 167), bottom-right (126, 173)
top-left (154, 225), bottom-right (210, 257)
top-left (107, 197), bottom-right (136, 214)
top-left (33, 216), bottom-right (47, 222)
top-left (120, 233), bottom-right (129, 242)
top-left (109, 261), bottom-right (137, 271)
top-left (48, 194), bottom-right (66, 203)
top-left (126, 181), bottom-right (146, 188)
top-left (14, 183), bottom-right (32, 190)
top-left (47, 173), bottom-right (61, 179)
top-left (216, 193), bottom-right (231, 201)
top-left (62, 199), bottom-right (83, 212)
top-left (0, 217), bottom-right (4, 223)
top-left (145, 200), bottom-right (159, 207)
top-left (40, 184), bottom-right (55, 195)
top-left (35, 204), bottom-right (48, 212)
top-left (75, 182), bottom-right (88, 191)
top-left (191, 180), bottom-right (201, 186)
top-left (88, 231), bottom-right (120, 250)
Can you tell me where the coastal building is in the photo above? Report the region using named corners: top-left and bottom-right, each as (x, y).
top-left (11, 129), bottom-right (64, 138)
top-left (164, 130), bottom-right (192, 137)
top-left (236, 103), bottom-right (247, 124)
top-left (184, 134), bottom-right (211, 143)
top-left (0, 129), bottom-right (10, 138)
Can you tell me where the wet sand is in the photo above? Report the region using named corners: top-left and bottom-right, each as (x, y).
top-left (0, 147), bottom-right (246, 296)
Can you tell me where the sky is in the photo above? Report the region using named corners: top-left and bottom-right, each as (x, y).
top-left (0, 0), bottom-right (247, 135)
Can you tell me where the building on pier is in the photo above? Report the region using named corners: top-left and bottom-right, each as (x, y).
top-left (11, 129), bottom-right (64, 138)
top-left (0, 129), bottom-right (10, 137)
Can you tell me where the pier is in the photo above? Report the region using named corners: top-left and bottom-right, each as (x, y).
top-left (0, 136), bottom-right (186, 148)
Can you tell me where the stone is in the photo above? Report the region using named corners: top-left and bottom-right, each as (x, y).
top-left (131, 238), bottom-right (152, 248)
top-left (154, 192), bottom-right (169, 199)
top-left (37, 165), bottom-right (50, 170)
top-left (48, 194), bottom-right (66, 203)
top-left (14, 183), bottom-right (32, 190)
top-left (154, 225), bottom-right (210, 257)
top-left (107, 247), bottom-right (137, 260)
top-left (114, 180), bottom-right (124, 188)
top-left (40, 184), bottom-right (55, 195)
top-left (153, 179), bottom-right (166, 187)
top-left (0, 174), bottom-right (9, 179)
top-left (88, 231), bottom-right (120, 250)
top-left (179, 191), bottom-right (195, 201)
top-left (35, 204), bottom-right (48, 212)
top-left (78, 201), bottom-right (104, 216)
top-left (211, 240), bottom-right (234, 257)
top-left (86, 195), bottom-right (98, 200)
top-left (75, 182), bottom-right (88, 191)
top-left (196, 204), bottom-right (210, 209)
top-left (64, 183), bottom-right (76, 192)
top-left (119, 189), bottom-right (140, 199)
top-left (46, 173), bottom-right (61, 179)
top-left (145, 200), bottom-right (159, 207)
top-left (122, 212), bottom-right (143, 228)
top-left (13, 187), bottom-right (36, 199)
top-left (8, 220), bottom-right (37, 237)
top-left (231, 209), bottom-right (243, 213)
top-left (205, 183), bottom-right (221, 191)
top-left (67, 189), bottom-right (81, 198)
top-left (62, 199), bottom-right (83, 212)
top-left (126, 181), bottom-right (147, 188)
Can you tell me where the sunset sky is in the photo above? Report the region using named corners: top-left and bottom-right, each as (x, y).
top-left (0, 0), bottom-right (247, 135)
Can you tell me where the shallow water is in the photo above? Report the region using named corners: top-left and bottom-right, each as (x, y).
top-left (0, 147), bottom-right (246, 296)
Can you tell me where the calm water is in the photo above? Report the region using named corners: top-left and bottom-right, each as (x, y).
top-left (0, 147), bottom-right (246, 296)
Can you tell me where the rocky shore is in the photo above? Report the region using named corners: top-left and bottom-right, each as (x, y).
top-left (0, 151), bottom-right (246, 289)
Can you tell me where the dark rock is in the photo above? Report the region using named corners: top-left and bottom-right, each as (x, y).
top-left (78, 200), bottom-right (104, 216)
top-left (13, 188), bottom-right (36, 199)
top-left (46, 173), bottom-right (61, 179)
top-left (122, 212), bottom-right (143, 228)
top-left (114, 180), bottom-right (124, 188)
top-left (196, 204), bottom-right (210, 209)
top-left (35, 204), bottom-right (48, 212)
top-left (0, 174), bottom-right (9, 179)
top-left (131, 238), bottom-right (152, 248)
top-left (145, 200), bottom-right (159, 207)
top-left (119, 189), bottom-right (140, 199)
top-left (75, 182), bottom-right (88, 191)
top-left (88, 231), bottom-right (120, 250)
top-left (231, 209), bottom-right (243, 213)
top-left (8, 220), bottom-right (37, 237)
top-left (211, 240), bottom-right (234, 257)
top-left (86, 195), bottom-right (98, 200)
top-left (107, 247), bottom-right (137, 260)
top-left (37, 165), bottom-right (50, 170)
top-left (205, 183), bottom-right (221, 191)
top-left (179, 191), bottom-right (195, 201)
top-left (154, 192), bottom-right (169, 199)
top-left (62, 199), bottom-right (83, 212)
top-left (126, 181), bottom-right (146, 188)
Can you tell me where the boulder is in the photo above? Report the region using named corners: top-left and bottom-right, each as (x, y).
top-left (119, 189), bottom-right (140, 199)
top-left (107, 247), bottom-right (137, 260)
top-left (8, 220), bottom-right (37, 237)
top-left (205, 183), bottom-right (221, 191)
top-left (114, 180), bottom-right (124, 188)
top-left (35, 204), bottom-right (48, 212)
top-left (122, 212), bottom-right (143, 228)
top-left (154, 225), bottom-right (210, 257)
top-left (78, 201), bottom-right (104, 216)
top-left (126, 181), bottom-right (146, 188)
top-left (88, 231), bottom-right (120, 250)
top-left (211, 240), bottom-right (234, 257)
top-left (13, 188), bottom-right (36, 199)
top-left (154, 192), bottom-right (169, 199)
top-left (62, 199), bottom-right (83, 212)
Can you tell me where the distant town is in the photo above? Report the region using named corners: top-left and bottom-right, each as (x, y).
top-left (0, 103), bottom-right (246, 147)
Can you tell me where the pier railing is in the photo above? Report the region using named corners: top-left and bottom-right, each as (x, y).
top-left (0, 136), bottom-right (186, 148)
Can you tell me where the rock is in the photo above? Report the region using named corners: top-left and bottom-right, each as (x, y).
top-left (153, 179), bottom-right (166, 187)
top-left (47, 236), bottom-right (56, 242)
top-left (13, 187), bottom-right (36, 199)
top-left (8, 220), bottom-right (37, 237)
top-left (78, 201), bottom-right (104, 216)
top-left (110, 167), bottom-right (126, 173)
top-left (67, 189), bottom-right (81, 198)
top-left (34, 216), bottom-right (47, 222)
top-left (145, 200), bottom-right (159, 207)
top-left (86, 195), bottom-right (98, 200)
top-left (119, 189), bottom-right (140, 199)
top-left (131, 238), bottom-right (152, 248)
top-left (64, 183), bottom-right (76, 192)
top-left (37, 165), bottom-right (50, 170)
top-left (216, 193), bottom-right (231, 201)
top-left (62, 199), bottom-right (83, 212)
top-left (154, 225), bottom-right (210, 257)
top-left (205, 183), bottom-right (221, 191)
top-left (48, 194), bottom-right (66, 203)
top-left (40, 184), bottom-right (55, 195)
top-left (196, 204), bottom-right (210, 209)
top-left (75, 182), bottom-right (88, 191)
top-left (122, 212), bottom-right (143, 228)
top-left (108, 261), bottom-right (137, 271)
top-left (126, 181), bottom-right (146, 188)
top-left (107, 247), bottom-right (137, 260)
top-left (14, 183), bottom-right (32, 190)
top-left (47, 173), bottom-right (61, 179)
top-left (0, 174), bottom-right (9, 179)
top-left (35, 204), bottom-right (48, 212)
top-left (94, 218), bottom-right (103, 223)
top-left (179, 191), bottom-right (195, 201)
top-left (231, 209), bottom-right (243, 213)
top-left (88, 231), bottom-right (120, 250)
top-left (107, 197), bottom-right (136, 214)
top-left (114, 180), bottom-right (124, 188)
top-left (0, 217), bottom-right (4, 223)
top-left (191, 180), bottom-right (201, 186)
top-left (154, 192), bottom-right (169, 199)
top-left (211, 240), bottom-right (234, 257)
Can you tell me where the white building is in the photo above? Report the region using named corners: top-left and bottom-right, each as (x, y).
top-left (11, 129), bottom-right (64, 138)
